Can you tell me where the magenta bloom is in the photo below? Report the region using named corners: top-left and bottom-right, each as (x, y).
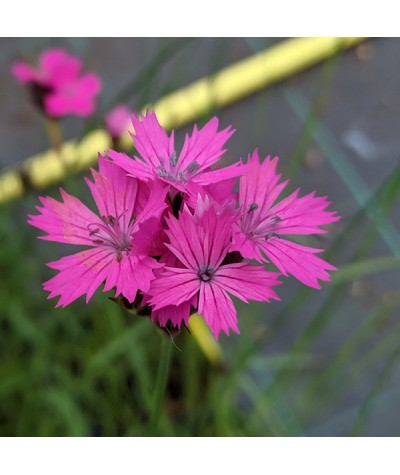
top-left (28, 156), bottom-right (167, 306)
top-left (12, 48), bottom-right (101, 118)
top-left (148, 197), bottom-right (281, 339)
top-left (104, 104), bottom-right (133, 139)
top-left (232, 151), bottom-right (340, 288)
top-left (108, 111), bottom-right (246, 194)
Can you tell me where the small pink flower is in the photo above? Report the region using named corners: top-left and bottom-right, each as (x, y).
top-left (11, 48), bottom-right (101, 118)
top-left (28, 156), bottom-right (167, 306)
top-left (232, 150), bottom-right (340, 288)
top-left (147, 196), bottom-right (281, 339)
top-left (104, 104), bottom-right (133, 139)
top-left (108, 111), bottom-right (247, 194)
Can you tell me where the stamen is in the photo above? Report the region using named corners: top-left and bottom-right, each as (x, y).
top-left (270, 215), bottom-right (281, 225)
top-left (248, 203), bottom-right (259, 212)
top-left (88, 227), bottom-right (100, 236)
top-left (157, 171), bottom-right (172, 179)
top-left (185, 161), bottom-right (199, 175)
top-left (265, 232), bottom-right (280, 241)
top-left (88, 212), bottom-right (133, 257)
top-left (179, 172), bottom-right (187, 182)
top-left (199, 264), bottom-right (215, 282)
top-left (170, 151), bottom-right (177, 167)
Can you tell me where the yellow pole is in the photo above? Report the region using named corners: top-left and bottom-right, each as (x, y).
top-left (141, 37), bottom-right (364, 134)
top-left (0, 37), bottom-right (365, 205)
top-left (187, 315), bottom-right (224, 368)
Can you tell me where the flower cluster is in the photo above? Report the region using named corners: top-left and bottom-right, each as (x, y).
top-left (28, 112), bottom-right (339, 339)
top-left (12, 48), bottom-right (102, 118)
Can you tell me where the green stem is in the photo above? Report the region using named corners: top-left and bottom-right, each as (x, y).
top-left (44, 117), bottom-right (63, 152)
top-left (43, 117), bottom-right (69, 170)
top-left (148, 336), bottom-right (172, 435)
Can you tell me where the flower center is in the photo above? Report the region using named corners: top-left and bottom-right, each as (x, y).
top-left (64, 84), bottom-right (77, 98)
top-left (241, 203), bottom-right (282, 240)
top-left (156, 151), bottom-right (200, 184)
top-left (198, 264), bottom-right (215, 282)
top-left (87, 213), bottom-right (134, 261)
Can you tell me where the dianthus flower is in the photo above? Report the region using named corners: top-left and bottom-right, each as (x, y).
top-left (28, 156), bottom-right (167, 306)
top-left (232, 150), bottom-right (340, 288)
top-left (104, 104), bottom-right (133, 140)
top-left (12, 48), bottom-right (101, 117)
top-left (28, 111), bottom-right (340, 339)
top-left (107, 111), bottom-right (246, 195)
top-left (147, 197), bottom-right (281, 339)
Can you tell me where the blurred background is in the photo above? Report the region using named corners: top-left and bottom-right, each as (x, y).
top-left (0, 37), bottom-right (399, 436)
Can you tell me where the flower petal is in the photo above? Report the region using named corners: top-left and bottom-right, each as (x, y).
top-left (148, 268), bottom-right (199, 309)
top-left (231, 228), bottom-right (264, 262)
top-left (184, 178), bottom-right (237, 209)
top-left (107, 149), bottom-right (154, 181)
top-left (259, 237), bottom-right (336, 289)
top-left (192, 162), bottom-right (248, 186)
top-left (85, 155), bottom-right (138, 230)
top-left (150, 294), bottom-right (198, 328)
top-left (239, 151), bottom-right (287, 218)
top-left (27, 188), bottom-right (101, 246)
top-left (164, 212), bottom-right (204, 269)
top-left (44, 72), bottom-right (101, 118)
top-left (131, 111), bottom-right (175, 168)
top-left (130, 180), bottom-right (168, 255)
top-left (214, 262), bottom-right (281, 303)
top-left (11, 61), bottom-right (37, 83)
top-left (164, 198), bottom-right (237, 271)
top-left (198, 282), bottom-right (239, 339)
top-left (76, 73), bottom-right (102, 96)
top-left (44, 247), bottom-right (114, 307)
top-left (103, 254), bottom-right (162, 302)
top-left (195, 199), bottom-right (237, 268)
top-left (268, 190), bottom-right (340, 235)
top-left (177, 117), bottom-right (234, 172)
top-left (39, 48), bottom-right (81, 87)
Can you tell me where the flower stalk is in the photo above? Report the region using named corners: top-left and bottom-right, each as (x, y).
top-left (148, 336), bottom-right (173, 435)
top-left (43, 117), bottom-right (67, 167)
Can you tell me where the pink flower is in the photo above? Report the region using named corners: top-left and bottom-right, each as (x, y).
top-left (28, 156), bottom-right (167, 307)
top-left (107, 111), bottom-right (247, 194)
top-left (147, 196), bottom-right (281, 339)
top-left (232, 150), bottom-right (340, 289)
top-left (104, 104), bottom-right (133, 139)
top-left (11, 48), bottom-right (101, 118)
